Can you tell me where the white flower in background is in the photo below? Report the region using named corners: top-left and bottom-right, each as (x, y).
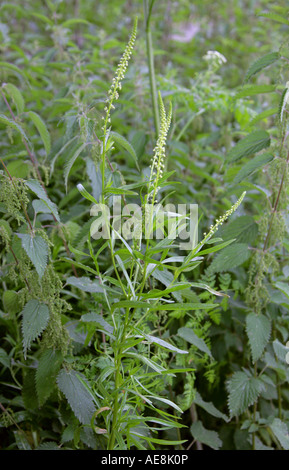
top-left (203, 50), bottom-right (227, 67)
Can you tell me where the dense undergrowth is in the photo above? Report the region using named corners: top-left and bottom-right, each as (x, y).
top-left (1, 0), bottom-right (289, 450)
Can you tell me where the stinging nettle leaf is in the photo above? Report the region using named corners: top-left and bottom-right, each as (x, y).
top-left (110, 131), bottom-right (139, 169)
top-left (190, 421), bottom-right (222, 450)
top-left (208, 243), bottom-right (251, 274)
top-left (244, 52), bottom-right (280, 83)
top-left (269, 418), bottom-right (289, 450)
top-left (226, 130), bottom-right (271, 163)
top-left (16, 233), bottom-right (49, 278)
top-left (233, 152), bottom-right (274, 184)
top-left (36, 349), bottom-right (63, 406)
top-left (25, 179), bottom-right (60, 222)
top-left (28, 111), bottom-right (51, 155)
top-left (3, 83), bottom-right (25, 114)
top-left (246, 313), bottom-right (271, 363)
top-left (227, 371), bottom-right (264, 416)
top-left (21, 300), bottom-right (50, 358)
top-left (56, 368), bottom-right (96, 425)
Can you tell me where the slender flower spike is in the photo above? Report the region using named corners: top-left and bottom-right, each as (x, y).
top-left (147, 92), bottom-right (172, 202)
top-left (203, 191), bottom-right (246, 243)
top-left (102, 17), bottom-right (138, 135)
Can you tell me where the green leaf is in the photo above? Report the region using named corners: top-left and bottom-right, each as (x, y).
top-left (233, 152), bottom-right (274, 183)
top-left (208, 243), bottom-right (250, 274)
top-left (226, 130), bottom-right (271, 163)
top-left (235, 84), bottom-right (276, 100)
top-left (190, 421), bottom-right (222, 450)
top-left (16, 233), bottom-right (49, 278)
top-left (21, 300), bottom-right (50, 358)
top-left (137, 330), bottom-right (188, 355)
top-left (269, 418), bottom-right (289, 450)
top-left (0, 113), bottom-right (28, 141)
top-left (194, 392), bottom-right (229, 422)
top-left (3, 83), bottom-right (25, 114)
top-left (110, 131), bottom-right (139, 169)
top-left (227, 371), bottom-right (263, 416)
top-left (274, 281), bottom-right (289, 300)
top-left (244, 52), bottom-right (280, 83)
top-left (3, 290), bottom-right (21, 314)
top-left (28, 111), bottom-right (51, 155)
top-left (66, 276), bottom-right (104, 293)
top-left (64, 143), bottom-right (87, 191)
top-left (273, 339), bottom-right (288, 363)
top-left (246, 313), bottom-right (271, 363)
top-left (259, 12), bottom-right (289, 26)
top-left (81, 312), bottom-right (114, 335)
top-left (6, 159), bottom-right (29, 178)
top-left (112, 300), bottom-right (216, 312)
top-left (178, 327), bottom-right (212, 357)
top-left (36, 349), bottom-right (63, 406)
top-left (56, 368), bottom-right (96, 425)
top-left (25, 179), bottom-right (60, 222)
top-left (217, 216), bottom-right (259, 244)
top-left (248, 107), bottom-right (278, 127)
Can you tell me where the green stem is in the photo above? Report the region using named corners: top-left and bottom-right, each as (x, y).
top-left (107, 307), bottom-right (130, 450)
top-left (144, 0), bottom-right (159, 136)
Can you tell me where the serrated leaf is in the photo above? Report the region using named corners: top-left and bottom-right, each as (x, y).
top-left (178, 327), bottom-right (212, 357)
top-left (110, 131), bottom-right (139, 169)
top-left (208, 243), bottom-right (250, 274)
top-left (190, 421), bottom-right (222, 450)
top-left (244, 52), bottom-right (279, 83)
top-left (36, 349), bottom-right (63, 406)
top-left (278, 87), bottom-right (289, 122)
top-left (233, 152), bottom-right (274, 183)
top-left (28, 111), bottom-right (51, 155)
top-left (269, 418), bottom-right (289, 450)
top-left (248, 107), bottom-right (278, 127)
top-left (56, 368), bottom-right (96, 425)
top-left (21, 300), bottom-right (50, 358)
top-left (226, 130), bottom-right (271, 163)
top-left (246, 313), bottom-right (271, 363)
top-left (3, 83), bottom-right (25, 114)
top-left (25, 179), bottom-right (60, 222)
top-left (16, 233), bottom-right (49, 278)
top-left (259, 12), bottom-right (289, 26)
top-left (227, 371), bottom-right (263, 416)
top-left (0, 113), bottom-right (28, 141)
top-left (217, 216), bottom-right (259, 244)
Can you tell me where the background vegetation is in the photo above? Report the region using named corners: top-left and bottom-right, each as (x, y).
top-left (1, 0), bottom-right (289, 450)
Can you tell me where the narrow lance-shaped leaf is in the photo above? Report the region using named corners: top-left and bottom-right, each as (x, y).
top-left (28, 111), bottom-right (51, 155)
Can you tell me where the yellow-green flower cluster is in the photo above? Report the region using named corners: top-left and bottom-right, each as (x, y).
top-left (147, 93), bottom-right (172, 202)
top-left (102, 17), bottom-right (138, 132)
top-left (203, 191), bottom-right (246, 240)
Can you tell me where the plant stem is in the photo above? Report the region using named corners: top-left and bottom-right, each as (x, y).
top-left (143, 0), bottom-right (159, 136)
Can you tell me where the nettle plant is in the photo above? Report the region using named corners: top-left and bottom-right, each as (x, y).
top-left (213, 8), bottom-right (289, 451)
top-left (0, 14), bottom-right (248, 450)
